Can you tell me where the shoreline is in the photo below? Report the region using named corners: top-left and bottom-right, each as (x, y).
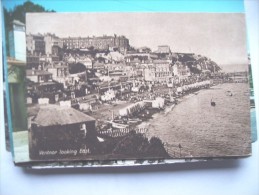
top-left (96, 82), bottom-right (213, 138)
top-left (136, 88), bottom-right (207, 132)
top-left (13, 83), bottom-right (251, 161)
top-left (144, 82), bottom-right (251, 158)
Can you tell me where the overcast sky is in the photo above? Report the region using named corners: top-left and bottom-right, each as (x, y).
top-left (26, 12), bottom-right (248, 69)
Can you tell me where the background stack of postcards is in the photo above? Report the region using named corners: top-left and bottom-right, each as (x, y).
top-left (2, 0), bottom-right (257, 168)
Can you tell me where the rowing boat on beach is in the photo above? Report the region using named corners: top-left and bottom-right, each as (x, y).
top-left (110, 121), bottom-right (129, 129)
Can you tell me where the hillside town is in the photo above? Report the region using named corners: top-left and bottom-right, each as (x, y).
top-left (7, 16), bottom-right (244, 159)
top-left (25, 31), bottom-right (225, 145)
top-left (25, 33), bottom-right (222, 114)
top-left (7, 15), bottom-right (250, 160)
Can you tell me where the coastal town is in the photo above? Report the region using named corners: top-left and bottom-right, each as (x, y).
top-left (26, 34), bottom-right (217, 123)
top-left (1, 2), bottom-right (256, 194)
top-left (13, 19), bottom-right (248, 160)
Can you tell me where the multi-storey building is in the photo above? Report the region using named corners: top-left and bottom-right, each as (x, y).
top-left (172, 61), bottom-right (191, 79)
top-left (26, 69), bottom-right (53, 83)
top-left (125, 53), bottom-right (151, 65)
top-left (105, 63), bottom-right (125, 72)
top-left (77, 56), bottom-right (93, 69)
top-left (62, 35), bottom-right (129, 53)
top-left (47, 63), bottom-right (69, 85)
top-left (44, 33), bottom-right (63, 55)
top-left (153, 45), bottom-right (172, 60)
top-left (144, 60), bottom-right (172, 83)
top-left (26, 33), bottom-right (63, 57)
top-left (26, 34), bottom-right (45, 55)
top-left (27, 54), bottom-right (40, 69)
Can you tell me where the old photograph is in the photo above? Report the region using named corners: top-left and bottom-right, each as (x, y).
top-left (13, 12), bottom-right (251, 162)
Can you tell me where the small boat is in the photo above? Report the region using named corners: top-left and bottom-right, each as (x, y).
top-left (129, 118), bottom-right (142, 122)
top-left (110, 121), bottom-right (129, 129)
top-left (226, 90), bottom-right (233, 96)
top-left (211, 99), bottom-right (216, 107)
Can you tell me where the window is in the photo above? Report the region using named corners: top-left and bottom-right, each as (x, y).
top-left (80, 123), bottom-right (87, 137)
top-left (71, 92), bottom-right (75, 99)
top-left (55, 94), bottom-right (59, 102)
top-left (38, 75), bottom-right (44, 82)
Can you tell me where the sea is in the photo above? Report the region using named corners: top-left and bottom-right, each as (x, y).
top-left (139, 83), bottom-right (251, 158)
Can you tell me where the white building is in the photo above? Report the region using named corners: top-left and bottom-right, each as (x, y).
top-left (173, 62), bottom-right (191, 79)
top-left (144, 60), bottom-right (172, 83)
top-left (8, 20), bottom-right (26, 61)
top-left (44, 33), bottom-right (63, 55)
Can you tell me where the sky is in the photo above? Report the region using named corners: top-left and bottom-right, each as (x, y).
top-left (2, 0), bottom-right (245, 13)
top-left (26, 12), bottom-right (249, 68)
top-left (2, 0), bottom-right (249, 71)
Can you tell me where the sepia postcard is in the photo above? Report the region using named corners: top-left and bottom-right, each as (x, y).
top-left (10, 12), bottom-right (252, 165)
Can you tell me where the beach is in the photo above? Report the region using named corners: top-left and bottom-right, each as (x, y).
top-left (140, 83), bottom-right (251, 158)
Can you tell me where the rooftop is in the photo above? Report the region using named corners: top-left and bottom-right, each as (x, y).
top-left (7, 57), bottom-right (26, 66)
top-left (32, 104), bottom-right (95, 126)
top-left (61, 35), bottom-right (127, 40)
top-left (154, 45), bottom-right (171, 54)
top-left (12, 20), bottom-right (25, 26)
top-left (153, 59), bottom-right (171, 64)
top-left (26, 69), bottom-right (52, 76)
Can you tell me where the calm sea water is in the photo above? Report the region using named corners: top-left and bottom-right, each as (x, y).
top-left (142, 83), bottom-right (251, 158)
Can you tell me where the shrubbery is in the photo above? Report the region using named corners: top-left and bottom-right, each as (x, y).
top-left (111, 131), bottom-right (169, 158)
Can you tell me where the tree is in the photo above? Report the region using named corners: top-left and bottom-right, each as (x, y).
top-left (3, 1), bottom-right (55, 56)
top-left (3, 8), bottom-right (12, 56)
top-left (112, 131), bottom-right (150, 156)
top-left (112, 131), bottom-right (169, 158)
top-left (145, 137), bottom-right (169, 158)
top-left (69, 62), bottom-right (87, 74)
